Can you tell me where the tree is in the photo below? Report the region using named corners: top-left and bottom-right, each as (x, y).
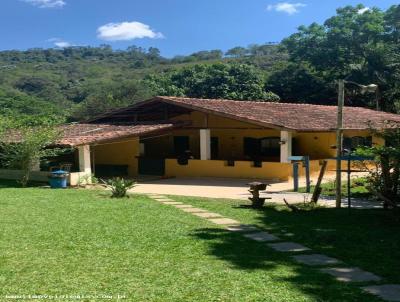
top-left (144, 63), bottom-right (279, 101)
top-left (356, 123), bottom-right (400, 212)
top-left (266, 63), bottom-right (333, 104)
top-left (70, 80), bottom-right (152, 121)
top-left (0, 126), bottom-right (65, 187)
top-left (279, 4), bottom-right (400, 110)
top-left (225, 47), bottom-right (248, 58)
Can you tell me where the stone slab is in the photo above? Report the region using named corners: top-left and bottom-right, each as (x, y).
top-left (320, 267), bottom-right (382, 282)
top-left (292, 254), bottom-right (340, 266)
top-left (161, 201), bottom-right (183, 205)
top-left (207, 218), bottom-right (240, 225)
top-left (172, 204), bottom-right (194, 209)
top-left (226, 224), bottom-right (260, 233)
top-left (154, 198), bottom-right (175, 202)
top-left (243, 232), bottom-right (280, 242)
top-left (181, 208), bottom-right (209, 213)
top-left (267, 242), bottom-right (311, 252)
top-left (192, 212), bottom-right (223, 218)
top-left (362, 284), bottom-right (400, 301)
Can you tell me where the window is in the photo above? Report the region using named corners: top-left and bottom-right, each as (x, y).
top-left (343, 136), bottom-right (372, 151)
top-left (260, 137), bottom-right (280, 157)
top-left (243, 137), bottom-right (280, 158)
top-left (244, 137), bottom-right (260, 158)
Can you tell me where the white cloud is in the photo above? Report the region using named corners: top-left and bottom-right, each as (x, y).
top-left (48, 38), bottom-right (73, 48)
top-left (54, 41), bottom-right (71, 48)
top-left (267, 2), bottom-right (306, 15)
top-left (357, 7), bottom-right (370, 14)
top-left (22, 0), bottom-right (66, 8)
top-left (97, 21), bottom-right (164, 41)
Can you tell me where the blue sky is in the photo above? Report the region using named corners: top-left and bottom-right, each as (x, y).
top-left (1, 0), bottom-right (398, 57)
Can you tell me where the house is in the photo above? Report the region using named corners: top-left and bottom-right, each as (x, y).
top-left (2, 96), bottom-right (400, 185)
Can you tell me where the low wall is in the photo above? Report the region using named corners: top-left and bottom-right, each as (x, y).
top-left (0, 169), bottom-right (49, 182)
top-left (0, 169), bottom-right (89, 186)
top-left (165, 159), bottom-right (292, 181)
top-left (165, 159), bottom-right (369, 182)
top-left (69, 172), bottom-right (92, 186)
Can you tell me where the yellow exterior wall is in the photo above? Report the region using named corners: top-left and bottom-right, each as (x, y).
top-left (93, 139), bottom-right (140, 176)
top-left (88, 109), bottom-right (385, 179)
top-left (293, 132), bottom-right (336, 159)
top-left (165, 159), bottom-right (292, 181)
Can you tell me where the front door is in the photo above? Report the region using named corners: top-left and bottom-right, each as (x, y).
top-left (211, 137), bottom-right (219, 159)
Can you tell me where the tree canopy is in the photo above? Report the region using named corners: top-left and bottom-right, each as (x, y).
top-left (278, 4), bottom-right (400, 108)
top-left (144, 63), bottom-right (279, 101)
top-left (0, 4), bottom-right (399, 124)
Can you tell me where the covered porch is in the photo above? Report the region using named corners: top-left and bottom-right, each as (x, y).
top-left (89, 127), bottom-right (339, 182)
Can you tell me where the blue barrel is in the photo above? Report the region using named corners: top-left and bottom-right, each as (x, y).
top-left (49, 170), bottom-right (69, 189)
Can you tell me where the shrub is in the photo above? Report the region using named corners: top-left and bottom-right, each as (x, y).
top-left (0, 125), bottom-right (68, 187)
top-left (356, 122), bottom-right (400, 211)
top-left (102, 177), bottom-right (136, 198)
top-left (77, 173), bottom-right (98, 188)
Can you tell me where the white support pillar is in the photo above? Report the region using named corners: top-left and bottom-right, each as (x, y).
top-left (280, 131), bottom-right (292, 163)
top-left (78, 145), bottom-right (92, 174)
top-left (139, 143), bottom-right (145, 156)
top-left (31, 160), bottom-right (41, 171)
top-left (200, 129), bottom-right (211, 160)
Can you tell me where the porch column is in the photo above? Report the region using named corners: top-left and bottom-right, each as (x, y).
top-left (280, 131), bottom-right (292, 163)
top-left (200, 129), bottom-right (211, 160)
top-left (32, 160), bottom-right (41, 171)
top-left (78, 145), bottom-right (92, 174)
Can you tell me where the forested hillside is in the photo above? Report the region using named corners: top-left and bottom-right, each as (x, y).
top-left (0, 4), bottom-right (399, 125)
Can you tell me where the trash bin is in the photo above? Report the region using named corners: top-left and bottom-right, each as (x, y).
top-left (48, 170), bottom-right (69, 189)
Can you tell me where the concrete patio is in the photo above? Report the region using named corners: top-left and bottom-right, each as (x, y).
top-left (134, 176), bottom-right (381, 208)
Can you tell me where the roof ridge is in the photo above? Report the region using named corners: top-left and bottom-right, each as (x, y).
top-left (157, 96), bottom-right (377, 110)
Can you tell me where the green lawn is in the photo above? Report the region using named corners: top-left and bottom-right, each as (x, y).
top-left (0, 181), bottom-right (390, 301)
top-left (298, 177), bottom-right (372, 199)
top-left (174, 195), bottom-right (400, 284)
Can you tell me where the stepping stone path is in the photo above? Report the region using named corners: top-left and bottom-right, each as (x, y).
top-left (172, 204), bottom-right (193, 209)
top-left (268, 242), bottom-right (311, 252)
top-left (243, 232), bottom-right (280, 242)
top-left (362, 285), bottom-right (400, 302)
top-left (192, 212), bottom-right (223, 218)
top-left (292, 254), bottom-right (340, 266)
top-left (207, 218), bottom-right (240, 225)
top-left (162, 201), bottom-right (183, 205)
top-left (320, 267), bottom-right (382, 282)
top-left (147, 194), bottom-right (399, 301)
top-left (226, 224), bottom-right (259, 232)
top-left (180, 207), bottom-right (209, 213)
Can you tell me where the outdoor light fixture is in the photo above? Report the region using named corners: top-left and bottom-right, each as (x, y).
top-left (360, 84), bottom-right (379, 94)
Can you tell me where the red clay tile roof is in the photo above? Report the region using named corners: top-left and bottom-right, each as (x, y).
top-left (4, 123), bottom-right (179, 147)
top-left (155, 96), bottom-right (400, 131)
top-left (58, 123), bottom-right (178, 146)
